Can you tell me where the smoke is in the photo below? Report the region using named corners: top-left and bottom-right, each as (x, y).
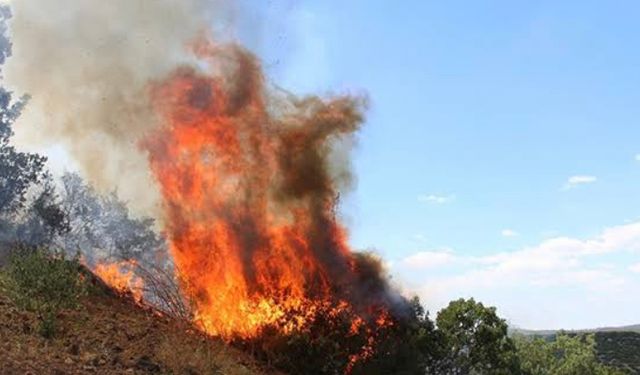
top-left (3, 0), bottom-right (231, 216)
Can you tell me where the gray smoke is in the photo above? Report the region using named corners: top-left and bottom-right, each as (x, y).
top-left (3, 0), bottom-right (231, 217)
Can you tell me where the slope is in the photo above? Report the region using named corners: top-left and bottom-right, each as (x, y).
top-left (0, 281), bottom-right (278, 375)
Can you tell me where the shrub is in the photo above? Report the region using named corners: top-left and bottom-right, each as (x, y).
top-left (0, 247), bottom-right (87, 337)
top-left (242, 296), bottom-right (441, 375)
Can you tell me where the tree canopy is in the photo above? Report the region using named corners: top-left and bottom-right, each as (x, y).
top-left (435, 298), bottom-right (521, 374)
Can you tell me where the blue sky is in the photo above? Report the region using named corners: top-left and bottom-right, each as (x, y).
top-left (243, 0), bottom-right (640, 329)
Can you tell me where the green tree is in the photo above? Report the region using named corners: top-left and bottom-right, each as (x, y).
top-left (0, 90), bottom-right (45, 218)
top-left (514, 333), bottom-right (627, 375)
top-left (436, 298), bottom-right (520, 374)
top-left (0, 7), bottom-right (46, 220)
top-left (0, 6), bottom-right (49, 254)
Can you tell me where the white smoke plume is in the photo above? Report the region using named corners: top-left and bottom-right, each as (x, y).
top-left (3, 0), bottom-right (232, 217)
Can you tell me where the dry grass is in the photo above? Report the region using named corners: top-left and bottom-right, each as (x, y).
top-left (155, 328), bottom-right (258, 375)
top-left (0, 278), bottom-right (278, 375)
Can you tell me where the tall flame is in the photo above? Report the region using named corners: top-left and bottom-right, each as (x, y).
top-left (140, 39), bottom-right (391, 340)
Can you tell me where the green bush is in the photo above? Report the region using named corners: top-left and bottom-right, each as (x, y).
top-left (0, 248), bottom-right (87, 337)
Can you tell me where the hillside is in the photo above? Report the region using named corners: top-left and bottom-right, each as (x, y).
top-left (511, 327), bottom-right (640, 374)
top-left (0, 284), bottom-right (277, 375)
top-left (511, 324), bottom-right (640, 336)
top-left (596, 332), bottom-right (640, 374)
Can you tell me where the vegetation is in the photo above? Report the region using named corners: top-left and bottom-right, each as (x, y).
top-left (1, 245), bottom-right (633, 374)
top-left (514, 333), bottom-right (628, 375)
top-left (0, 89), bottom-right (46, 219)
top-left (244, 296), bottom-right (630, 375)
top-left (247, 296), bottom-right (441, 375)
top-left (435, 298), bottom-right (520, 374)
top-left (595, 331), bottom-right (640, 374)
top-left (0, 267), bottom-right (270, 375)
top-left (0, 248), bottom-right (87, 337)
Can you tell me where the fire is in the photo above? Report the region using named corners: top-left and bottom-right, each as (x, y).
top-left (7, 0), bottom-right (418, 371)
top-left (94, 260), bottom-right (144, 301)
top-left (140, 37), bottom-right (394, 357)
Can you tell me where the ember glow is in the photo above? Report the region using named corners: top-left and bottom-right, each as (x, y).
top-left (140, 38), bottom-right (394, 340)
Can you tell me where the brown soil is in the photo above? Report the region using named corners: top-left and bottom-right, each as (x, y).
top-left (0, 286), bottom-right (277, 375)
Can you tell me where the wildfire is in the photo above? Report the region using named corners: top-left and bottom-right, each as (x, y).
top-left (139, 37), bottom-right (393, 341)
top-left (7, 0), bottom-right (417, 372)
top-left (94, 260), bottom-right (144, 302)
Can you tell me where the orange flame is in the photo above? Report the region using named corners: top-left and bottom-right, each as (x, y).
top-left (94, 260), bottom-right (144, 301)
top-left (140, 37), bottom-right (392, 350)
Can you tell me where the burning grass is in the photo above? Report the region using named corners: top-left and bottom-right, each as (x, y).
top-left (86, 253), bottom-right (438, 374)
top-left (93, 260), bottom-right (144, 302)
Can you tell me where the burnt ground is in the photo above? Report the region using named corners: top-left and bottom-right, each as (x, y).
top-left (0, 286), bottom-right (277, 375)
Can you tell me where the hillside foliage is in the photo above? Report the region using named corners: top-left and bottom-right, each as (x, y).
top-left (514, 333), bottom-right (628, 375)
top-left (0, 248), bottom-right (87, 337)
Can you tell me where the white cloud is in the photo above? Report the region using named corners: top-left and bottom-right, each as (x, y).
top-left (629, 263), bottom-right (640, 273)
top-left (400, 250), bottom-right (456, 269)
top-left (501, 229), bottom-right (519, 237)
top-left (418, 194), bottom-right (455, 204)
top-left (399, 221), bottom-right (640, 329)
top-left (562, 175), bottom-right (597, 190)
top-left (635, 154), bottom-right (640, 162)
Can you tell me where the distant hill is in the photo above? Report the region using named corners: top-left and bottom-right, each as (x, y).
top-left (511, 326), bottom-right (640, 374)
top-left (596, 331), bottom-right (640, 374)
top-left (511, 324), bottom-right (640, 336)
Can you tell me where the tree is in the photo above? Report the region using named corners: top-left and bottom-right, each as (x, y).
top-left (514, 333), bottom-right (627, 375)
top-left (0, 81), bottom-right (46, 216)
top-left (13, 173), bottom-right (70, 247)
top-left (58, 172), bottom-right (166, 265)
top-left (247, 295), bottom-right (444, 375)
top-left (0, 6), bottom-right (48, 250)
top-left (354, 296), bottom-right (444, 375)
top-left (435, 298), bottom-right (520, 374)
